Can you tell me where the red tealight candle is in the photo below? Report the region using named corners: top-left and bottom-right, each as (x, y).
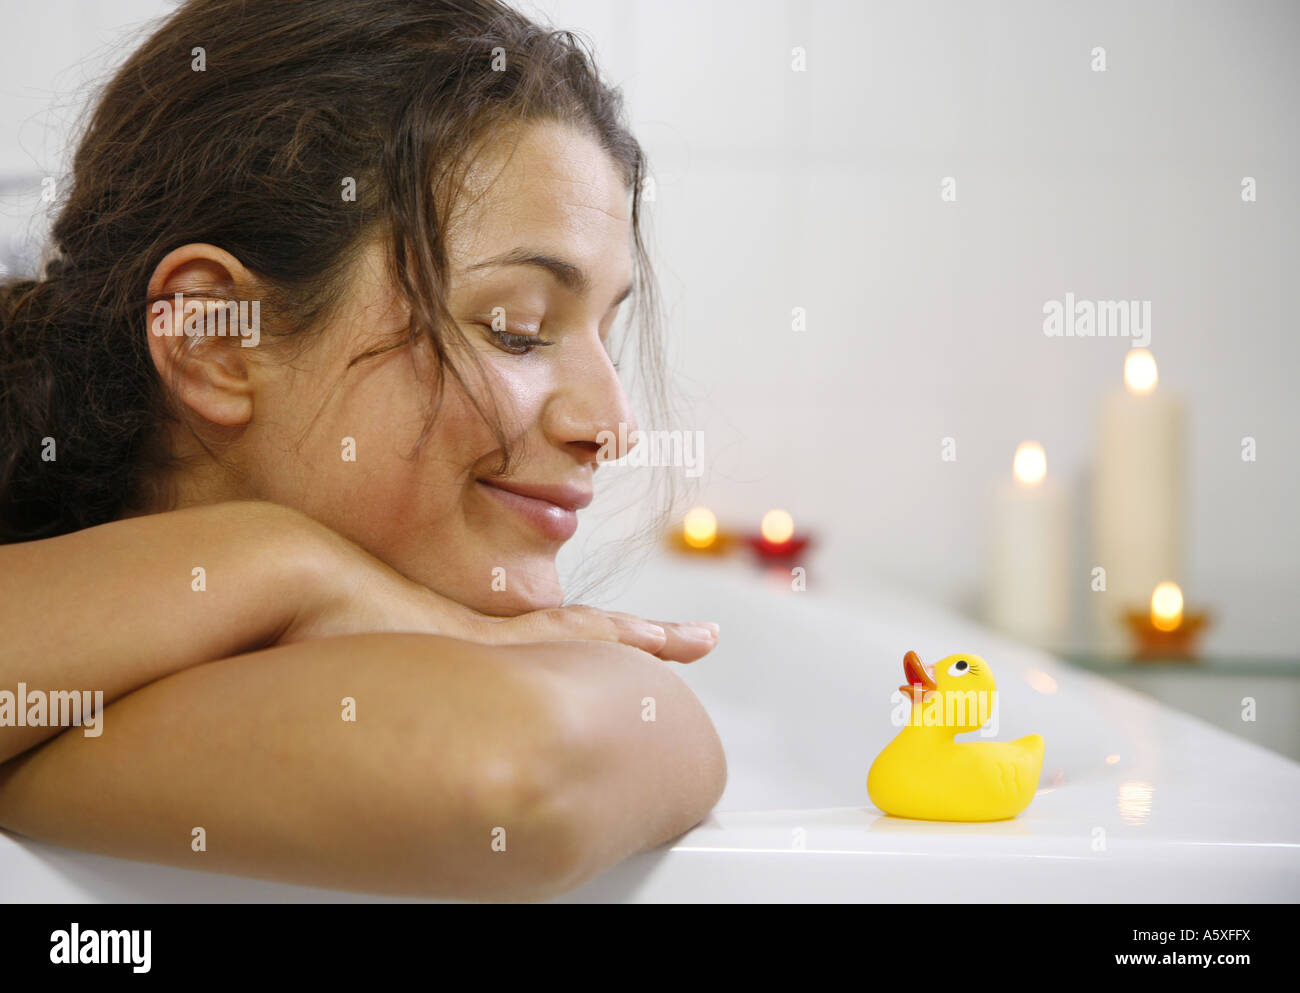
top-left (746, 509), bottom-right (812, 562)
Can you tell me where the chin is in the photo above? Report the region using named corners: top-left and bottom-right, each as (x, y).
top-left (443, 555), bottom-right (564, 617)
top-left (469, 583), bottom-right (563, 617)
top-left (475, 589), bottom-right (561, 616)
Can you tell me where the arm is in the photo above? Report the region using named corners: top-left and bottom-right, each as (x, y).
top-left (0, 501), bottom-right (329, 763)
top-left (530, 638), bottom-right (730, 890)
top-left (0, 501), bottom-right (719, 765)
top-left (0, 632), bottom-right (726, 901)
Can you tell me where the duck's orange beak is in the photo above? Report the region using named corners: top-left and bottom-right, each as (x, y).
top-left (900, 650), bottom-right (937, 697)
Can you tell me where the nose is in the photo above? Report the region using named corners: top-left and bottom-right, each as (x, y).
top-left (542, 336), bottom-right (638, 466)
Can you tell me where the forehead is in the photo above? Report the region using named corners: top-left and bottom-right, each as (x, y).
top-left (448, 121), bottom-right (633, 273)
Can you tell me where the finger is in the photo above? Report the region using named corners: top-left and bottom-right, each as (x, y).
top-left (477, 607), bottom-right (718, 662)
top-left (606, 613), bottom-right (718, 663)
top-left (532, 606), bottom-right (669, 655)
top-left (606, 614), bottom-right (670, 655)
top-left (653, 620), bottom-right (719, 662)
top-left (481, 606), bottom-right (667, 656)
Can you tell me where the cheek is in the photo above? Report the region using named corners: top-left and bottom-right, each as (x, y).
top-left (318, 354), bottom-right (543, 527)
top-left (252, 344), bottom-right (563, 610)
top-left (321, 361), bottom-right (497, 536)
top-left (452, 349), bottom-right (550, 439)
top-left (254, 349), bottom-right (483, 542)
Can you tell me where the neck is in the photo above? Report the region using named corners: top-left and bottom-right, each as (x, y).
top-left (902, 697), bottom-right (977, 736)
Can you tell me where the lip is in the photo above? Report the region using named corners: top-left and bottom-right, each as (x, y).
top-left (476, 478), bottom-right (592, 541)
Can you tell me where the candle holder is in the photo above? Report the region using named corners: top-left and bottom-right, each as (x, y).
top-left (744, 508), bottom-right (812, 565)
top-left (667, 506), bottom-right (737, 557)
top-left (666, 529), bottom-right (737, 556)
top-left (1122, 607), bottom-right (1211, 661)
top-left (745, 532), bottom-right (812, 563)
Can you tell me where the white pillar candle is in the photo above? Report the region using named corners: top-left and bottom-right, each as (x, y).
top-left (1092, 349), bottom-right (1184, 654)
top-left (987, 441), bottom-right (1070, 650)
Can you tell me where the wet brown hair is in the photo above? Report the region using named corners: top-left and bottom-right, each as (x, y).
top-left (0, 0), bottom-right (666, 545)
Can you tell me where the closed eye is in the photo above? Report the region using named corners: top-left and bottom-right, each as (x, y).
top-left (482, 323), bottom-right (554, 355)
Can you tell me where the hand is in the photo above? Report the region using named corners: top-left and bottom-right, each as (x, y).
top-left (466, 605), bottom-right (719, 663)
top-left (283, 516), bottom-right (719, 663)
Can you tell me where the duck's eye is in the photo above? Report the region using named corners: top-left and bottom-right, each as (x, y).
top-left (947, 659), bottom-right (970, 676)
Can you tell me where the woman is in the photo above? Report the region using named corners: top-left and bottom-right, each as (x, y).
top-left (0, 0), bottom-right (725, 901)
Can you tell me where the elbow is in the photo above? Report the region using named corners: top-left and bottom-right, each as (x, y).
top-left (464, 743), bottom-right (593, 903)
top-left (415, 670), bottom-right (596, 903)
top-left (402, 642), bottom-right (729, 903)
top-left (508, 670), bottom-right (730, 901)
top-left (499, 785), bottom-right (592, 902)
top-left (528, 738), bottom-right (729, 903)
top-left (492, 768), bottom-right (631, 903)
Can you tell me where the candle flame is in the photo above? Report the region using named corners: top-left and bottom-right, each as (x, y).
top-left (1012, 441), bottom-right (1047, 486)
top-left (1124, 348), bottom-right (1159, 396)
top-left (1150, 581), bottom-right (1184, 632)
top-left (760, 509), bottom-right (794, 544)
top-left (682, 507), bottom-right (718, 549)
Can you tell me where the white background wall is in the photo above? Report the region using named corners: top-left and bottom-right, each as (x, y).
top-left (3, 0), bottom-right (1296, 655)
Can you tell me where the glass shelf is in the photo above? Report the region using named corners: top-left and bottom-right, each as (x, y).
top-left (1062, 655), bottom-right (1300, 678)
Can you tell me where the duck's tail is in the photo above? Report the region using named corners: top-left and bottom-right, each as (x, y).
top-left (1012, 733), bottom-right (1045, 784)
top-left (1012, 732), bottom-right (1044, 754)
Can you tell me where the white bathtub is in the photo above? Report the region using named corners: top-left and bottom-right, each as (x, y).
top-left (3, 555), bottom-right (1298, 902)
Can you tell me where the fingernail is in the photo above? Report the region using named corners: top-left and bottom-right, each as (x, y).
top-left (684, 622), bottom-right (719, 640)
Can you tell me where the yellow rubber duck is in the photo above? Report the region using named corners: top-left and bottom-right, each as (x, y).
top-left (867, 650), bottom-right (1044, 821)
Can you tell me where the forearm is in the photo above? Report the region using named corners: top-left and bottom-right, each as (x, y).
top-left (0, 633), bottom-right (728, 901)
top-left (0, 501), bottom-right (326, 762)
top-left (0, 633), bottom-right (582, 901)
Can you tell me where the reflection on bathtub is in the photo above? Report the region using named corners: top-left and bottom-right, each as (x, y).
top-left (1118, 781), bottom-right (1155, 826)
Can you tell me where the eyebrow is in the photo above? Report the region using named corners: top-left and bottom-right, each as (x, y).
top-left (468, 248), bottom-right (633, 308)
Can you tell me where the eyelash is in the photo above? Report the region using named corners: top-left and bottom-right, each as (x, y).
top-left (479, 322), bottom-right (622, 370)
top-left (483, 324), bottom-right (554, 355)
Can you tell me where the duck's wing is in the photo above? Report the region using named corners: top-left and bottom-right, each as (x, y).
top-left (952, 743), bottom-right (1041, 801)
top-left (997, 741), bottom-right (1044, 801)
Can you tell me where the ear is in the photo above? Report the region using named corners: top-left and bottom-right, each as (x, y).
top-left (146, 244), bottom-right (260, 428)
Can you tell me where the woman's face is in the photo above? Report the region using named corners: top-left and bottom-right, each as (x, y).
top-left (241, 121), bottom-right (638, 613)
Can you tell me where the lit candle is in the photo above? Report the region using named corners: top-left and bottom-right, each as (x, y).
top-left (987, 441), bottom-right (1069, 649)
top-left (1123, 581), bottom-right (1209, 660)
top-left (761, 509), bottom-right (794, 544)
top-left (1150, 581), bottom-right (1183, 632)
top-left (746, 508), bottom-right (811, 561)
top-left (1093, 349), bottom-right (1184, 653)
top-left (669, 506), bottom-right (732, 555)
top-left (683, 507), bottom-right (718, 549)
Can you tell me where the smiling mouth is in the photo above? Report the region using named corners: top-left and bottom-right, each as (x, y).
top-left (476, 478), bottom-right (588, 541)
